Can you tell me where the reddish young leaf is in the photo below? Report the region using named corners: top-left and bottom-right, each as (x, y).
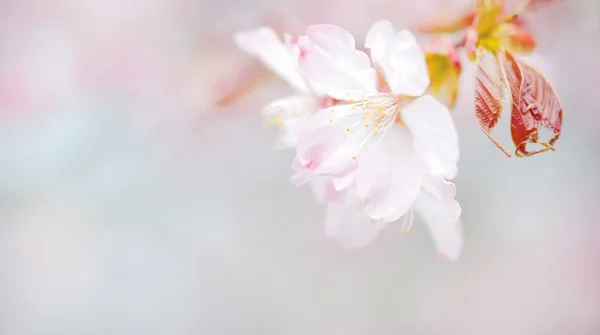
top-left (474, 48), bottom-right (512, 157)
top-left (502, 51), bottom-right (535, 155)
top-left (503, 51), bottom-right (562, 157)
top-left (522, 63), bottom-right (563, 138)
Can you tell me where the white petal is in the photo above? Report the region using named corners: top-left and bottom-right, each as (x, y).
top-left (309, 177), bottom-right (344, 204)
top-left (365, 21), bottom-right (429, 96)
top-left (414, 176), bottom-right (463, 261)
top-left (401, 95), bottom-right (459, 179)
top-left (290, 170), bottom-right (313, 186)
top-left (290, 158), bottom-right (314, 186)
top-left (263, 95), bottom-right (317, 149)
top-left (298, 24), bottom-right (377, 100)
top-left (355, 126), bottom-right (425, 222)
top-left (294, 103), bottom-right (370, 184)
top-left (324, 203), bottom-right (386, 249)
top-left (331, 168), bottom-right (358, 191)
top-left (234, 27), bottom-right (309, 93)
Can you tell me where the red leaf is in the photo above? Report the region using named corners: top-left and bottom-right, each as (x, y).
top-left (522, 63), bottom-right (563, 135)
top-left (474, 48), bottom-right (512, 157)
top-left (503, 51), bottom-right (562, 157)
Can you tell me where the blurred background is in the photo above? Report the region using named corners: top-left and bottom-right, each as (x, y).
top-left (1, 0), bottom-right (599, 334)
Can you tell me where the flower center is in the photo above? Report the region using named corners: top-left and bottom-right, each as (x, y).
top-left (356, 95), bottom-right (400, 134)
top-left (337, 93), bottom-right (406, 158)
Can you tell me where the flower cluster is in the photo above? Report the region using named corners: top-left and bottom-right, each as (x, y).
top-left (419, 0), bottom-right (564, 157)
top-left (230, 0), bottom-right (566, 261)
top-left (235, 21), bottom-right (462, 260)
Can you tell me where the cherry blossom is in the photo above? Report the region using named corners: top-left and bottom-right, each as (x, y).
top-left (290, 21), bottom-right (463, 259)
top-left (235, 27), bottom-right (334, 149)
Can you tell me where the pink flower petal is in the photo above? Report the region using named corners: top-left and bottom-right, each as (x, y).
top-left (298, 24), bottom-right (376, 100)
top-left (262, 95), bottom-right (317, 149)
top-left (414, 176), bottom-right (463, 261)
top-left (365, 20), bottom-right (429, 96)
top-left (310, 177), bottom-right (345, 204)
top-left (293, 103), bottom-right (369, 184)
top-left (234, 27), bottom-right (309, 93)
top-left (401, 95), bottom-right (459, 179)
top-left (324, 203), bottom-right (386, 249)
top-left (355, 126), bottom-right (425, 222)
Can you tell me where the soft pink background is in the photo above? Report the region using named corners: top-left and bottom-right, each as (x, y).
top-left (1, 0), bottom-right (599, 334)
